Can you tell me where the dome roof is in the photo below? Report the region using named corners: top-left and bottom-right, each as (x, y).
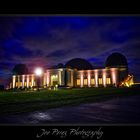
top-left (65, 58), bottom-right (93, 70)
top-left (105, 53), bottom-right (128, 67)
top-left (12, 64), bottom-right (29, 75)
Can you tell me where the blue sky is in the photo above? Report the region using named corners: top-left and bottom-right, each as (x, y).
top-left (0, 16), bottom-right (140, 86)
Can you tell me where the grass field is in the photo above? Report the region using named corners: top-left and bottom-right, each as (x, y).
top-left (0, 87), bottom-right (140, 115)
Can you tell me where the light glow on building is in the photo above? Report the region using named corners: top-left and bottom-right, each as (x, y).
top-left (10, 68), bottom-right (133, 89)
top-left (22, 75), bottom-right (25, 88)
top-left (12, 75), bottom-right (16, 88)
top-left (94, 70), bottom-right (98, 87)
top-left (88, 71), bottom-right (91, 87)
top-left (31, 74), bottom-right (34, 87)
top-left (120, 74), bottom-right (134, 87)
top-left (111, 68), bottom-right (117, 87)
top-left (27, 75), bottom-right (29, 88)
top-left (35, 68), bottom-right (43, 76)
top-left (80, 71), bottom-right (84, 87)
top-left (46, 71), bottom-right (50, 87)
top-left (103, 69), bottom-right (106, 87)
top-left (9, 53), bottom-right (135, 89)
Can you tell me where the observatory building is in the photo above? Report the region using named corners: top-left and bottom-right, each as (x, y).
top-left (10, 53), bottom-right (133, 89)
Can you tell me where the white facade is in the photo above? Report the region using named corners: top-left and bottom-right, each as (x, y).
top-left (11, 67), bottom-right (120, 89)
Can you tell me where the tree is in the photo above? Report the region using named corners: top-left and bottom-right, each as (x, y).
top-left (12, 64), bottom-right (29, 75)
top-left (0, 85), bottom-right (4, 90)
top-left (57, 63), bottom-right (64, 68)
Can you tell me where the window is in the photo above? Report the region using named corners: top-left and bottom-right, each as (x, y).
top-left (77, 79), bottom-right (80, 86)
top-left (16, 82), bottom-right (18, 87)
top-left (29, 82), bottom-right (32, 86)
top-left (84, 79), bottom-right (87, 85)
top-left (106, 78), bottom-right (111, 84)
top-left (51, 75), bottom-right (58, 81)
top-left (25, 82), bottom-right (27, 87)
top-left (99, 78), bottom-right (102, 85)
top-left (91, 79), bottom-right (95, 85)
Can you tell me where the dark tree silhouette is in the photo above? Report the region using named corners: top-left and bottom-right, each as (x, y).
top-left (57, 63), bottom-right (64, 68)
top-left (0, 85), bottom-right (4, 90)
top-left (12, 64), bottom-right (29, 75)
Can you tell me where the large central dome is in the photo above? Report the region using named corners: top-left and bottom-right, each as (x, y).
top-left (105, 52), bottom-right (128, 68)
top-left (65, 58), bottom-right (93, 70)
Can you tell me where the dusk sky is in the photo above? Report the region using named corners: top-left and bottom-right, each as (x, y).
top-left (0, 16), bottom-right (140, 86)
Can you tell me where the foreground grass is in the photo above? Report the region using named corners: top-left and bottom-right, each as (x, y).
top-left (0, 87), bottom-right (140, 115)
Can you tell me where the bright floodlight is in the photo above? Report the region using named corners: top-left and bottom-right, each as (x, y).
top-left (35, 68), bottom-right (43, 76)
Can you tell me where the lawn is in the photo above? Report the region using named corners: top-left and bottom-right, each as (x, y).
top-left (0, 87), bottom-right (140, 115)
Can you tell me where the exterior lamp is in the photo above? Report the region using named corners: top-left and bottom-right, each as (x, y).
top-left (34, 68), bottom-right (43, 91)
top-left (35, 68), bottom-right (43, 76)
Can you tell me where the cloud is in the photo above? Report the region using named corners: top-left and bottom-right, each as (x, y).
top-left (46, 49), bottom-right (72, 58)
top-left (0, 16), bottom-right (140, 85)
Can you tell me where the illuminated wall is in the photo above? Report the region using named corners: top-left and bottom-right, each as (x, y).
top-left (77, 79), bottom-right (80, 86)
top-left (11, 67), bottom-right (121, 89)
top-left (46, 71), bottom-right (50, 87)
top-left (102, 69), bottom-right (106, 87)
top-left (22, 75), bottom-right (25, 88)
top-left (99, 78), bottom-right (103, 85)
top-left (26, 75), bottom-right (29, 88)
top-left (12, 75), bottom-right (16, 88)
top-left (84, 79), bottom-right (88, 86)
top-left (71, 70), bottom-right (74, 87)
top-left (58, 70), bottom-right (62, 85)
top-left (91, 79), bottom-right (95, 85)
top-left (80, 71), bottom-right (84, 87)
top-left (106, 78), bottom-right (111, 84)
top-left (31, 74), bottom-right (34, 87)
top-left (87, 71), bottom-right (91, 87)
top-left (110, 68), bottom-right (118, 87)
top-left (94, 70), bottom-right (98, 87)
top-left (43, 73), bottom-right (46, 87)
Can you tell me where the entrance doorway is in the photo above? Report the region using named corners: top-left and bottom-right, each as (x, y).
top-left (51, 75), bottom-right (58, 86)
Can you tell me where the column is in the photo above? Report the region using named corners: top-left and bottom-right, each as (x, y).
top-left (22, 75), bottom-right (25, 88)
top-left (102, 69), bottom-right (106, 87)
top-left (27, 75), bottom-right (29, 88)
top-left (111, 68), bottom-right (118, 87)
top-left (94, 70), bottom-right (98, 87)
top-left (58, 70), bottom-right (61, 85)
top-left (12, 75), bottom-right (16, 88)
top-left (46, 71), bottom-right (50, 87)
top-left (87, 71), bottom-right (91, 87)
top-left (80, 71), bottom-right (83, 88)
top-left (71, 70), bottom-right (73, 87)
top-left (31, 74), bottom-right (34, 87)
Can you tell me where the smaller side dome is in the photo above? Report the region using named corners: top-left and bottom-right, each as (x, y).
top-left (12, 64), bottom-right (29, 75)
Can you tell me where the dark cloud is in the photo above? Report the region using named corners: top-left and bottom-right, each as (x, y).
top-left (46, 49), bottom-right (71, 58)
